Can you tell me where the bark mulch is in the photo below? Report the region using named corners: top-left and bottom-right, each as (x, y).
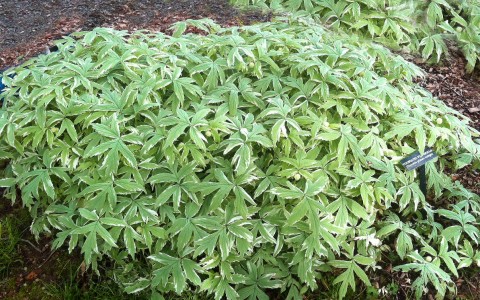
top-left (414, 49), bottom-right (480, 132)
top-left (411, 49), bottom-right (480, 196)
top-left (0, 0), bottom-right (270, 70)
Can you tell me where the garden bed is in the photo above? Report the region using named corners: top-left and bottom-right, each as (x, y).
top-left (2, 2), bottom-right (478, 196)
top-left (0, 0), bottom-right (270, 70)
top-left (0, 1), bottom-right (479, 299)
top-left (412, 48), bottom-right (480, 196)
top-left (0, 1), bottom-right (271, 299)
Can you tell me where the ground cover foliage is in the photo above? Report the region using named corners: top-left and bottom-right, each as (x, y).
top-left (0, 16), bottom-right (480, 300)
top-left (232, 0), bottom-right (480, 73)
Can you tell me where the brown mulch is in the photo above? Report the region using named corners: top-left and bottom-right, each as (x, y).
top-left (0, 0), bottom-right (270, 70)
top-left (408, 48), bottom-right (480, 197)
top-left (413, 48), bottom-right (480, 132)
top-left (452, 166), bottom-right (480, 196)
top-left (411, 49), bottom-right (480, 299)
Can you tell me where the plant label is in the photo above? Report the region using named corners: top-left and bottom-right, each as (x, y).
top-left (400, 148), bottom-right (438, 171)
top-left (0, 78), bottom-right (5, 93)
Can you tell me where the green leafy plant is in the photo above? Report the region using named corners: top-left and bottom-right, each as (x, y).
top-left (231, 0), bottom-right (480, 72)
top-left (0, 17), bottom-right (480, 300)
top-left (394, 250), bottom-right (455, 299)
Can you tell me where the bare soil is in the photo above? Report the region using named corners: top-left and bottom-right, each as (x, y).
top-left (414, 49), bottom-right (480, 132)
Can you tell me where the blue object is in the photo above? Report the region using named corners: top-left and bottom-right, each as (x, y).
top-left (0, 79), bottom-right (5, 92)
top-left (0, 45), bottom-right (58, 99)
top-left (0, 71), bottom-right (15, 103)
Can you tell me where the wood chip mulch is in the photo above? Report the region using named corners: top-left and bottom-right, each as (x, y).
top-left (414, 49), bottom-right (480, 131)
top-left (0, 0), bottom-right (271, 70)
top-left (408, 48), bottom-right (480, 196)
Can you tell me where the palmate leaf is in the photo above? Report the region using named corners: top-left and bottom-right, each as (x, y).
top-left (421, 239), bottom-right (460, 277)
top-left (167, 67), bottom-right (203, 108)
top-left (193, 207), bottom-right (253, 259)
top-left (148, 162), bottom-right (199, 210)
top-left (237, 262), bottom-right (282, 300)
top-left (201, 274), bottom-right (245, 300)
top-left (253, 164), bottom-right (285, 200)
top-left (161, 108), bottom-right (210, 150)
top-left (222, 114), bottom-right (273, 173)
top-left (271, 176), bottom-right (344, 254)
top-left (330, 253), bottom-right (374, 300)
top-left (84, 118), bottom-right (138, 171)
top-left (394, 251), bottom-right (453, 299)
top-left (149, 253), bottom-right (202, 293)
top-left (167, 203), bottom-right (206, 249)
top-left (326, 195), bottom-right (369, 227)
top-left (71, 211), bottom-right (118, 264)
top-left (190, 57), bottom-right (227, 90)
top-left (277, 149), bottom-right (327, 180)
top-left (438, 205), bottom-right (480, 246)
top-left (377, 213), bottom-right (423, 259)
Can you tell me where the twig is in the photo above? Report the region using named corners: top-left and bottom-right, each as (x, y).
top-left (458, 278), bottom-right (476, 300)
top-left (1, 237), bottom-right (43, 252)
top-left (355, 285), bottom-right (367, 299)
top-left (37, 248), bottom-right (58, 269)
top-left (464, 277), bottom-right (477, 290)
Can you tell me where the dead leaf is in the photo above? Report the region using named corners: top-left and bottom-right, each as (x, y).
top-left (80, 261), bottom-right (86, 277)
top-left (25, 271), bottom-right (38, 281)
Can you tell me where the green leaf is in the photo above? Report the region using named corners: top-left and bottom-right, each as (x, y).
top-left (0, 178), bottom-right (16, 187)
top-left (79, 208), bottom-right (98, 221)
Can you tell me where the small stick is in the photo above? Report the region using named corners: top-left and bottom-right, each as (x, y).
top-left (37, 248), bottom-right (58, 269)
top-left (1, 237), bottom-right (43, 252)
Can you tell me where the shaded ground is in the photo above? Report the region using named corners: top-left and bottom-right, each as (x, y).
top-left (0, 201), bottom-right (80, 300)
top-left (409, 49), bottom-right (480, 196)
top-left (0, 0), bottom-right (270, 70)
top-left (414, 48), bottom-right (480, 132)
top-left (0, 199), bottom-right (148, 300)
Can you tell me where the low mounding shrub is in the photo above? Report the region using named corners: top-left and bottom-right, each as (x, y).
top-left (1, 18), bottom-right (480, 299)
top-left (232, 0), bottom-right (480, 72)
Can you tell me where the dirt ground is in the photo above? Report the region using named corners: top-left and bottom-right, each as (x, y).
top-left (415, 49), bottom-right (480, 132)
top-left (0, 0), bottom-right (479, 299)
top-left (411, 49), bottom-right (480, 196)
top-left (0, 201), bottom-right (84, 300)
top-left (0, 0), bottom-right (270, 70)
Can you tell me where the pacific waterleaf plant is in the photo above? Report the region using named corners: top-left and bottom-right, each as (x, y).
top-left (1, 18), bottom-right (480, 299)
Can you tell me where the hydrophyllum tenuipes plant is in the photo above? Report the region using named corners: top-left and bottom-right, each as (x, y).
top-left (231, 0), bottom-right (480, 72)
top-left (1, 17), bottom-right (480, 299)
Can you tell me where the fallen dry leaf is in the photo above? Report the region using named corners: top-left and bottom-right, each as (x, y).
top-left (25, 271), bottom-right (38, 281)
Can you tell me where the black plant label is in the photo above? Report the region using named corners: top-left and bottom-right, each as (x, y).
top-left (401, 148), bottom-right (438, 171)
